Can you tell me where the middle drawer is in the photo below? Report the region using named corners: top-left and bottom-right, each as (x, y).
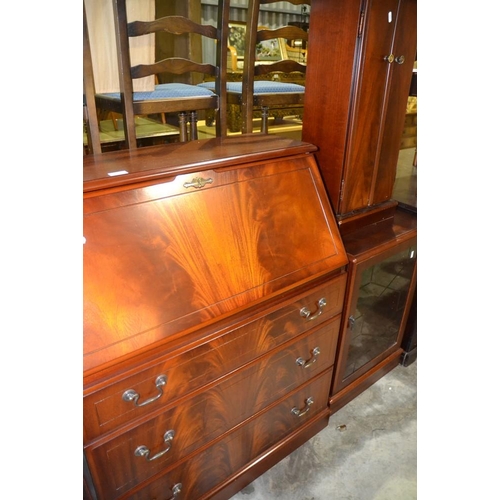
top-left (85, 318), bottom-right (340, 499)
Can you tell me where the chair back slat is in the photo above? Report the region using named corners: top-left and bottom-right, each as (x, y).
top-left (132, 58), bottom-right (217, 80)
top-left (129, 16), bottom-right (218, 40)
top-left (254, 59), bottom-right (306, 77)
top-left (257, 26), bottom-right (308, 43)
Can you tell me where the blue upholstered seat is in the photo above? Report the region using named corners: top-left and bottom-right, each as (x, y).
top-left (198, 80), bottom-right (304, 94)
top-left (100, 83), bottom-right (216, 102)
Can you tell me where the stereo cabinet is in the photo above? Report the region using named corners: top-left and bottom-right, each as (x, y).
top-left (83, 135), bottom-right (348, 499)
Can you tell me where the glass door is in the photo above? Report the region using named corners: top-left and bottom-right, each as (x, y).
top-left (335, 240), bottom-right (417, 392)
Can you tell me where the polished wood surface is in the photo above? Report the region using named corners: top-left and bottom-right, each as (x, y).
top-left (373, 0), bottom-right (417, 206)
top-left (122, 371), bottom-right (332, 500)
top-left (82, 0), bottom-right (419, 494)
top-left (339, 206), bottom-right (417, 257)
top-left (84, 277), bottom-right (345, 441)
top-left (302, 0), bottom-right (363, 213)
top-left (83, 134), bottom-right (316, 191)
top-left (87, 329), bottom-right (338, 498)
top-left (303, 0), bottom-right (417, 218)
top-left (84, 137), bottom-right (348, 499)
top-left (331, 207), bottom-right (416, 402)
top-left (83, 140), bottom-right (346, 372)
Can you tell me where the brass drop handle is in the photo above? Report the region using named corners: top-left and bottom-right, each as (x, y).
top-left (170, 483), bottom-right (182, 498)
top-left (135, 429), bottom-right (175, 462)
top-left (296, 347), bottom-right (321, 369)
top-left (384, 54), bottom-right (395, 63)
top-left (291, 396), bottom-right (314, 417)
top-left (122, 375), bottom-right (167, 407)
top-left (152, 483), bottom-right (182, 500)
top-left (300, 298), bottom-right (327, 321)
top-left (395, 55), bottom-right (405, 64)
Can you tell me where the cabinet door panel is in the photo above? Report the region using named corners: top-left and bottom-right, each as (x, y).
top-left (373, 0), bottom-right (417, 205)
top-left (341, 0), bottom-right (401, 214)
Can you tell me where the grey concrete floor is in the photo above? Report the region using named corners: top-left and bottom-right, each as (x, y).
top-left (230, 361), bottom-right (417, 500)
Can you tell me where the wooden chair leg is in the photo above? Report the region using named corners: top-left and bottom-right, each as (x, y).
top-left (178, 112), bottom-right (188, 142)
top-left (261, 106), bottom-right (269, 134)
top-left (109, 111), bottom-right (120, 131)
top-left (189, 111), bottom-right (198, 140)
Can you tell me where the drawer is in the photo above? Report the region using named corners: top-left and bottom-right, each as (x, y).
top-left (122, 369), bottom-right (333, 500)
top-left (84, 274), bottom-right (346, 442)
top-left (85, 323), bottom-right (339, 499)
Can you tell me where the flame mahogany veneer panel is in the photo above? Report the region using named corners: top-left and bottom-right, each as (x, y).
top-left (84, 148), bottom-right (347, 371)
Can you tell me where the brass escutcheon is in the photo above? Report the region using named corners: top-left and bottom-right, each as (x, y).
top-left (183, 177), bottom-right (214, 189)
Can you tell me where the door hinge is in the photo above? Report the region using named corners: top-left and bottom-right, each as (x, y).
top-left (339, 179), bottom-right (345, 201)
top-left (358, 10), bottom-right (366, 37)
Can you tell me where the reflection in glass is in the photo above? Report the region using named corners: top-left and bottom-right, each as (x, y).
top-left (343, 245), bottom-right (416, 380)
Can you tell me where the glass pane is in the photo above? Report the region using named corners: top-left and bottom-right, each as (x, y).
top-left (343, 245), bottom-right (416, 380)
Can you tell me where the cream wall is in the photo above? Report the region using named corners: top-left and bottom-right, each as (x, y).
top-left (84, 0), bottom-right (155, 93)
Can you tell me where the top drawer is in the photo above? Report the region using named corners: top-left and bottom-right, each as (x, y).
top-left (84, 274), bottom-right (346, 442)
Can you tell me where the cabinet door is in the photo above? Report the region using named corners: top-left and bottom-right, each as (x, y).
top-left (340, 0), bottom-right (416, 215)
top-left (303, 0), bottom-right (417, 217)
top-left (333, 239), bottom-right (416, 393)
top-left (373, 0), bottom-right (417, 206)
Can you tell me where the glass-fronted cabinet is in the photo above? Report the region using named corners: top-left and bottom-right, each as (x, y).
top-left (332, 217), bottom-right (417, 396)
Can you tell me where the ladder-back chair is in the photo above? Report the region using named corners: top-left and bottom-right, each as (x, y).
top-left (95, 0), bottom-right (230, 148)
top-left (201, 0), bottom-right (309, 134)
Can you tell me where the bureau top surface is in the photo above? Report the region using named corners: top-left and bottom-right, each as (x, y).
top-left (83, 135), bottom-right (317, 193)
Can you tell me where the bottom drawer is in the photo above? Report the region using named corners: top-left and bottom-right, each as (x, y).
top-left (123, 368), bottom-right (333, 500)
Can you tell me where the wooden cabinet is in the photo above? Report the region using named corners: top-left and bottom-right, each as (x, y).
top-left (329, 208), bottom-right (416, 413)
top-left (303, 0), bottom-right (417, 219)
top-left (301, 0), bottom-right (417, 412)
top-left (83, 135), bottom-right (348, 499)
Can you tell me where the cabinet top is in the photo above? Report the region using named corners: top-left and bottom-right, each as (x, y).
top-left (83, 135), bottom-right (317, 194)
